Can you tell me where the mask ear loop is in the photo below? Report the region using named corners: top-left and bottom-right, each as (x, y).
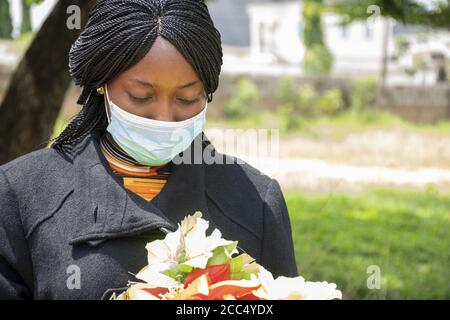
top-left (103, 83), bottom-right (112, 124)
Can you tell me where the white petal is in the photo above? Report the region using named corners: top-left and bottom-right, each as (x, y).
top-left (180, 212), bottom-right (203, 236)
top-left (145, 229), bottom-right (183, 265)
top-left (184, 252), bottom-right (213, 269)
top-left (164, 229), bottom-right (184, 256)
top-left (135, 264), bottom-right (182, 288)
top-left (254, 267), bottom-right (342, 300)
top-left (206, 229), bottom-right (234, 252)
top-left (298, 281), bottom-right (342, 300)
top-left (145, 240), bottom-right (172, 265)
top-left (184, 219), bottom-right (210, 258)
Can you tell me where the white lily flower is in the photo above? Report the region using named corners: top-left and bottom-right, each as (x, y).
top-left (138, 230), bottom-right (185, 288)
top-left (145, 228), bottom-right (183, 266)
top-left (183, 218), bottom-right (235, 269)
top-left (254, 266), bottom-right (342, 300)
top-left (141, 212), bottom-right (236, 283)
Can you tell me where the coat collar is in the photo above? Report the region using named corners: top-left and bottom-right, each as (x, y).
top-left (68, 130), bottom-right (211, 246)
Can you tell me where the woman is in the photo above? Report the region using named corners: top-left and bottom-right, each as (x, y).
top-left (0, 0), bottom-right (297, 299)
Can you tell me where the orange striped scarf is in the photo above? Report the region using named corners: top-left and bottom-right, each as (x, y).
top-left (98, 132), bottom-right (171, 202)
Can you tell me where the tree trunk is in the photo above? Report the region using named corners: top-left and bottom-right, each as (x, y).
top-left (380, 18), bottom-right (390, 87)
top-left (20, 0), bottom-right (32, 34)
top-left (0, 0), bottom-right (13, 39)
top-left (0, 0), bottom-right (96, 165)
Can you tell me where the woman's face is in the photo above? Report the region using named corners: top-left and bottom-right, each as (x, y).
top-left (105, 36), bottom-right (208, 122)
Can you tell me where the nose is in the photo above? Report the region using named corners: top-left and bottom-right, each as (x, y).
top-left (147, 100), bottom-right (175, 122)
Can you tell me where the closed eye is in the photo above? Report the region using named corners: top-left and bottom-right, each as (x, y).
top-left (129, 94), bottom-right (152, 102)
top-left (178, 98), bottom-right (199, 105)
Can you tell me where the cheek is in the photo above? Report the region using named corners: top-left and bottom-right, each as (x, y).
top-left (114, 96), bottom-right (135, 113)
top-left (174, 103), bottom-right (206, 121)
top-left (107, 87), bottom-right (134, 113)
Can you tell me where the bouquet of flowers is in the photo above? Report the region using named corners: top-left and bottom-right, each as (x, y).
top-left (111, 212), bottom-right (342, 300)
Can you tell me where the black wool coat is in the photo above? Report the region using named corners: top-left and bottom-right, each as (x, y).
top-left (0, 130), bottom-right (298, 300)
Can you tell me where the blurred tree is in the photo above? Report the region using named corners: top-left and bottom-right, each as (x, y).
top-left (0, 0), bottom-right (96, 165)
top-left (303, 0), bottom-right (325, 48)
top-left (21, 0), bottom-right (32, 34)
top-left (302, 0), bottom-right (333, 75)
top-left (224, 77), bottom-right (259, 119)
top-left (0, 0), bottom-right (13, 39)
top-left (329, 0), bottom-right (450, 29)
top-left (329, 1), bottom-right (450, 86)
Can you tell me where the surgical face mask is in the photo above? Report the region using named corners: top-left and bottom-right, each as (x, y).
top-left (103, 84), bottom-right (208, 166)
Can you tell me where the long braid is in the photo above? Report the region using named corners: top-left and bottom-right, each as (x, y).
top-left (50, 0), bottom-right (223, 156)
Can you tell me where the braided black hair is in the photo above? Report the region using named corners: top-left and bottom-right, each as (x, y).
top-left (50, 0), bottom-right (223, 156)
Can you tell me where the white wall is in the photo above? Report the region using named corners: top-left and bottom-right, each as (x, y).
top-left (246, 1), bottom-right (393, 76)
top-left (323, 14), bottom-right (394, 75)
top-left (247, 2), bottom-right (305, 65)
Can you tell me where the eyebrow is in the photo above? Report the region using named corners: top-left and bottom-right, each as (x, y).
top-left (130, 78), bottom-right (200, 89)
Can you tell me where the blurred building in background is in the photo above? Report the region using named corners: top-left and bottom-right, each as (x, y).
top-left (208, 0), bottom-right (450, 86)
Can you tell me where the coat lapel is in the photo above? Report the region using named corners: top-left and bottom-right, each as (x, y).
top-left (153, 143), bottom-right (211, 227)
top-left (68, 130), bottom-right (211, 246)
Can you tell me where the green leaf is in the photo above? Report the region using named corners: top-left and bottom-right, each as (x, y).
top-left (207, 241), bottom-right (238, 266)
top-left (229, 253), bottom-right (259, 280)
top-left (161, 263), bottom-right (193, 283)
top-left (178, 263), bottom-right (194, 273)
top-left (177, 250), bottom-right (187, 264)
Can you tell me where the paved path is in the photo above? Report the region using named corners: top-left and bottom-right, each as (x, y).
top-left (240, 156), bottom-right (450, 193)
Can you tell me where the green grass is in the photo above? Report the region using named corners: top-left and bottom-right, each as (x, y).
top-left (285, 187), bottom-right (450, 299)
top-left (208, 111), bottom-right (278, 129)
top-left (324, 108), bottom-right (450, 136)
top-left (210, 107), bottom-right (450, 139)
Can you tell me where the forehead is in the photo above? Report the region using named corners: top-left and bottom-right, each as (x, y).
top-left (120, 36), bottom-right (200, 87)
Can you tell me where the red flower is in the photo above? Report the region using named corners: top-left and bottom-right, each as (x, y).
top-left (184, 264), bottom-right (230, 288)
top-left (206, 280), bottom-right (261, 300)
top-left (127, 284), bottom-right (169, 300)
